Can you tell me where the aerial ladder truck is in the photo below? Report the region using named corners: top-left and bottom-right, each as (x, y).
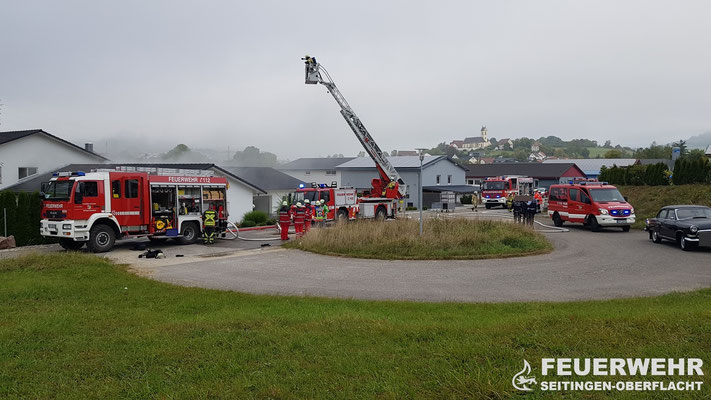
top-left (296, 55), bottom-right (406, 220)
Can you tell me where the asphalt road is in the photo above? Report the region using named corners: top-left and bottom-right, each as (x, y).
top-left (135, 214), bottom-right (711, 303)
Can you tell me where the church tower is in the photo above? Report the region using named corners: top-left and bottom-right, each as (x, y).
top-left (481, 125), bottom-right (488, 142)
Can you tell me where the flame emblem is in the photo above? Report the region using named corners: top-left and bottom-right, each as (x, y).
top-left (512, 360), bottom-right (537, 391)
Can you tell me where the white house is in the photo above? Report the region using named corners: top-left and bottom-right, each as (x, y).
top-left (222, 166), bottom-right (305, 216)
top-left (278, 157), bottom-right (354, 187)
top-left (0, 129), bottom-right (108, 190)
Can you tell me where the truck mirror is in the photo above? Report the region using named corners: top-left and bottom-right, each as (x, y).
top-left (624, 196), bottom-right (629, 202)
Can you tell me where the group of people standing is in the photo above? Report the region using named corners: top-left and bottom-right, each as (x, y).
top-left (278, 199), bottom-right (330, 240)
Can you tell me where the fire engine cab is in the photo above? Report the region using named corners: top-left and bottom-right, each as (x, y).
top-left (40, 170), bottom-right (228, 252)
top-left (547, 180), bottom-right (635, 232)
top-left (481, 176), bottom-right (535, 209)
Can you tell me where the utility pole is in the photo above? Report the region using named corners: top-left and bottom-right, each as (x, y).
top-left (416, 148), bottom-right (427, 236)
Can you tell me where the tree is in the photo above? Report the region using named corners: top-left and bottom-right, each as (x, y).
top-left (604, 149), bottom-right (623, 158)
top-left (513, 149), bottom-right (529, 162)
top-left (232, 146), bottom-right (277, 167)
top-left (671, 140), bottom-right (688, 156)
top-left (603, 140), bottom-right (613, 148)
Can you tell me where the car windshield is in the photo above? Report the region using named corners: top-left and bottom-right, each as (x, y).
top-left (675, 207), bottom-right (711, 220)
top-left (483, 181), bottom-right (506, 190)
top-left (44, 180), bottom-right (74, 201)
top-left (588, 188), bottom-right (625, 203)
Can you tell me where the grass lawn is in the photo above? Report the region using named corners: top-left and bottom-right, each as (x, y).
top-left (1, 254), bottom-right (709, 399)
top-left (619, 184), bottom-right (711, 229)
top-left (284, 218), bottom-right (552, 260)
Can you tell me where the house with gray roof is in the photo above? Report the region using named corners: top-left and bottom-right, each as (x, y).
top-left (278, 157), bottom-right (354, 187)
top-left (337, 156), bottom-right (467, 208)
top-left (465, 163), bottom-right (586, 188)
top-left (543, 158), bottom-right (638, 178)
top-left (222, 166), bottom-right (305, 215)
top-left (5, 163), bottom-right (266, 223)
top-left (0, 129), bottom-right (108, 190)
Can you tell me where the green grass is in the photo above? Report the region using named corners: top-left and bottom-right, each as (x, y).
top-left (619, 184), bottom-right (711, 229)
top-left (284, 218), bottom-right (553, 260)
top-left (1, 253), bottom-right (709, 399)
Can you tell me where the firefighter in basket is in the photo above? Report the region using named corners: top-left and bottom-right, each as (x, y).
top-left (278, 201), bottom-right (291, 241)
top-left (202, 205), bottom-right (217, 244)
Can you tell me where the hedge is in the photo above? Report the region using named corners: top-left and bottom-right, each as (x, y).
top-left (0, 191), bottom-right (50, 246)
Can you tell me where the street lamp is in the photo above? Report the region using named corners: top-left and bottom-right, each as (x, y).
top-left (415, 148), bottom-right (427, 236)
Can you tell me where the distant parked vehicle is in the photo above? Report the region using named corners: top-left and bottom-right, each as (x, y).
top-left (645, 205), bottom-right (711, 251)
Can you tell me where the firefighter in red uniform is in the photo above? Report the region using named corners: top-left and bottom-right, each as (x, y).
top-left (294, 202), bottom-right (305, 237)
top-left (303, 199), bottom-right (313, 233)
top-left (278, 201), bottom-right (291, 240)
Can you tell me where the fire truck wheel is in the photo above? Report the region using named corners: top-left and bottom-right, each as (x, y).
top-left (178, 222), bottom-right (200, 245)
top-left (552, 213), bottom-right (564, 227)
top-left (485, 204), bottom-right (491, 209)
top-left (588, 216), bottom-right (601, 232)
top-left (59, 238), bottom-right (84, 251)
top-left (375, 206), bottom-right (387, 221)
top-left (88, 224), bottom-right (116, 253)
top-left (621, 226), bottom-right (630, 232)
top-left (336, 208), bottom-right (348, 222)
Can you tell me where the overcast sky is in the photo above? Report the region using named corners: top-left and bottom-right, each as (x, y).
top-left (2, 0), bottom-right (710, 158)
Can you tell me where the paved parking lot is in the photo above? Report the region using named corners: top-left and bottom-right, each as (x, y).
top-left (126, 212), bottom-right (711, 303)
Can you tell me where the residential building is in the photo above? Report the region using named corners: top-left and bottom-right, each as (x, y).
top-left (531, 141), bottom-right (542, 152)
top-left (337, 156), bottom-right (467, 208)
top-left (0, 129), bottom-right (108, 190)
top-left (465, 163), bottom-right (586, 189)
top-left (449, 140), bottom-right (464, 149)
top-left (528, 152), bottom-right (547, 162)
top-left (496, 138), bottom-right (513, 150)
top-left (223, 166), bottom-right (305, 216)
top-left (543, 158), bottom-right (637, 179)
top-left (278, 157), bottom-right (354, 187)
top-left (6, 163), bottom-right (266, 223)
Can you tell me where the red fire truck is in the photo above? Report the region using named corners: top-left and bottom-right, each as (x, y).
top-left (547, 180), bottom-right (635, 231)
top-left (40, 170), bottom-right (228, 252)
top-left (481, 176), bottom-right (534, 209)
top-left (293, 183), bottom-right (398, 221)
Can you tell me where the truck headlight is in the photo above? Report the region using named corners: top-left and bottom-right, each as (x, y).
top-left (598, 208), bottom-right (608, 215)
top-left (690, 225), bottom-right (698, 234)
top-left (62, 224), bottom-right (71, 230)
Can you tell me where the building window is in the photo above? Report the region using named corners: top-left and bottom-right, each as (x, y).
top-left (18, 167), bottom-right (38, 179)
top-left (436, 175), bottom-right (441, 184)
top-left (326, 170), bottom-right (336, 175)
top-left (447, 175), bottom-right (452, 184)
top-left (467, 179), bottom-right (474, 185)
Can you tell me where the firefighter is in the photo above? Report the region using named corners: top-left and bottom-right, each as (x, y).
top-left (534, 190), bottom-right (543, 213)
top-left (512, 197), bottom-right (523, 224)
top-left (506, 193), bottom-right (514, 211)
top-left (294, 202), bottom-right (305, 237)
top-left (303, 199), bottom-right (313, 233)
top-left (278, 201), bottom-right (291, 240)
top-left (525, 199), bottom-right (537, 226)
top-left (320, 199), bottom-right (330, 226)
top-left (313, 200), bottom-right (324, 226)
top-left (202, 206), bottom-right (217, 244)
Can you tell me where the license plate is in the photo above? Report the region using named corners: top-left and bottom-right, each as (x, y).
top-left (616, 219), bottom-right (627, 223)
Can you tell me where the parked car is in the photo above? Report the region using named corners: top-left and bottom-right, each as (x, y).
top-left (645, 205), bottom-right (711, 251)
top-left (548, 181), bottom-right (635, 231)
